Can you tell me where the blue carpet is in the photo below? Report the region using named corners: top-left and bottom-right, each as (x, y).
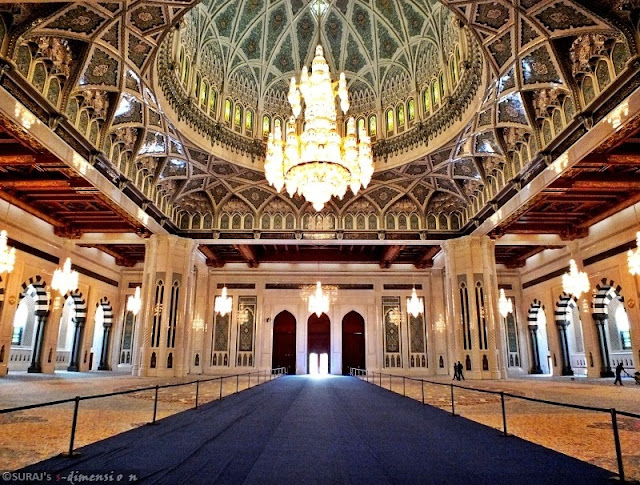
top-left (20, 376), bottom-right (612, 484)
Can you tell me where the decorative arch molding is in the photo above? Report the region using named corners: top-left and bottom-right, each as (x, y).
top-left (554, 292), bottom-right (578, 326)
top-left (527, 299), bottom-right (545, 326)
top-left (19, 275), bottom-right (49, 317)
top-left (96, 297), bottom-right (114, 328)
top-left (95, 296), bottom-right (114, 371)
top-left (592, 278), bottom-right (624, 321)
top-left (64, 290), bottom-right (87, 325)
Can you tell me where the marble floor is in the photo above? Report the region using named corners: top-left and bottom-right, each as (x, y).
top-left (1, 371), bottom-right (639, 478)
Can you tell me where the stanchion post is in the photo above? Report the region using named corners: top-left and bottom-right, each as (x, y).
top-left (64, 396), bottom-right (80, 457)
top-left (236, 374), bottom-right (239, 393)
top-left (389, 374), bottom-right (392, 391)
top-left (219, 377), bottom-right (223, 400)
top-left (403, 376), bottom-right (406, 397)
top-left (450, 384), bottom-right (456, 416)
top-left (195, 380), bottom-right (200, 409)
top-left (611, 408), bottom-right (625, 483)
top-left (421, 380), bottom-right (425, 405)
top-left (379, 372), bottom-right (382, 387)
top-left (152, 385), bottom-right (159, 424)
top-left (248, 372), bottom-right (251, 388)
top-left (500, 392), bottom-right (507, 436)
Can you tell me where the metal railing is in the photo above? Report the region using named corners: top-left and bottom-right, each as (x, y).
top-left (349, 368), bottom-right (639, 483)
top-left (0, 367), bottom-right (287, 460)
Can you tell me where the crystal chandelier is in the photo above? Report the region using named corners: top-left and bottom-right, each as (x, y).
top-left (52, 257), bottom-right (79, 295)
top-left (264, 44), bottom-right (374, 211)
top-left (407, 287), bottom-right (424, 317)
top-left (308, 281), bottom-right (329, 317)
top-left (628, 232), bottom-right (640, 276)
top-left (562, 259), bottom-right (590, 298)
top-left (126, 286), bottom-right (142, 316)
top-left (215, 286), bottom-right (232, 316)
top-left (0, 230), bottom-right (16, 274)
top-left (498, 288), bottom-right (513, 318)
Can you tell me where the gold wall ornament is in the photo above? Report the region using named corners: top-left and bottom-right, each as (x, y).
top-left (628, 299), bottom-right (636, 309)
top-left (8, 296), bottom-right (16, 305)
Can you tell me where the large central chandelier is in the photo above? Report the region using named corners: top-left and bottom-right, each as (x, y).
top-left (52, 257), bottom-right (79, 295)
top-left (308, 281), bottom-right (329, 317)
top-left (265, 44), bottom-right (374, 211)
top-left (562, 259), bottom-right (590, 298)
top-left (628, 232), bottom-right (640, 276)
top-left (0, 230), bottom-right (16, 274)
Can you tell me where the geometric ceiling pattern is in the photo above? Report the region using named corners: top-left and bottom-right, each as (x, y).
top-left (183, 0), bottom-right (459, 106)
top-left (0, 1), bottom-right (637, 243)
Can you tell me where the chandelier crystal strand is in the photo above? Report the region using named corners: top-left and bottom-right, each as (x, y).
top-left (265, 45), bottom-right (373, 211)
top-left (308, 281), bottom-right (329, 317)
top-left (215, 286), bottom-right (233, 316)
top-left (561, 259), bottom-right (590, 298)
top-left (498, 288), bottom-right (513, 318)
top-left (52, 257), bottom-right (79, 295)
top-left (627, 232), bottom-right (640, 275)
top-left (0, 230), bottom-right (16, 274)
top-left (127, 286), bottom-right (142, 316)
top-left (407, 287), bottom-right (424, 317)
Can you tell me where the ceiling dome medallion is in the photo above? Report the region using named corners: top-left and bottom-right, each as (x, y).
top-left (265, 44), bottom-right (373, 211)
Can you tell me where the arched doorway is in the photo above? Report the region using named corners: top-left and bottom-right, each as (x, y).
top-left (11, 276), bottom-right (49, 373)
top-left (527, 300), bottom-right (551, 375)
top-left (56, 296), bottom-right (76, 370)
top-left (307, 313), bottom-right (330, 374)
top-left (593, 280), bottom-right (634, 376)
top-left (555, 293), bottom-right (586, 376)
top-left (272, 310), bottom-right (296, 375)
top-left (342, 311), bottom-right (365, 375)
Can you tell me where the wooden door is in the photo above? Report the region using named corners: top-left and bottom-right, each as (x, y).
top-left (342, 311), bottom-right (365, 375)
top-left (307, 313), bottom-right (330, 372)
top-left (272, 311), bottom-right (296, 375)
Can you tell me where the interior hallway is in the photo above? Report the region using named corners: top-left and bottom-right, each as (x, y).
top-left (22, 376), bottom-right (612, 484)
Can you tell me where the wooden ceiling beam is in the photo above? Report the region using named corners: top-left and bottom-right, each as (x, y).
top-left (0, 189), bottom-right (66, 228)
top-left (380, 245), bottom-right (405, 269)
top-left (233, 244), bottom-right (259, 268)
top-left (415, 246), bottom-right (440, 269)
top-left (199, 245), bottom-right (225, 268)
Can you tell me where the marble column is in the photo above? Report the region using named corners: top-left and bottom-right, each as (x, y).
top-left (528, 325), bottom-right (542, 374)
top-left (594, 317), bottom-right (614, 377)
top-left (442, 235), bottom-right (505, 379)
top-left (557, 322), bottom-right (574, 376)
top-left (137, 235), bottom-right (198, 377)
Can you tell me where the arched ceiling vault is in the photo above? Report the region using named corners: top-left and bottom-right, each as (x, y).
top-left (0, 0), bottom-right (636, 237)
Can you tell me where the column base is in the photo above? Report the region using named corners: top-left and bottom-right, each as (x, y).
top-left (97, 365), bottom-right (111, 371)
top-left (530, 367), bottom-right (543, 374)
top-left (27, 364), bottom-right (42, 373)
top-left (600, 369), bottom-right (614, 378)
top-left (562, 368), bottom-right (574, 376)
top-left (67, 365), bottom-right (79, 372)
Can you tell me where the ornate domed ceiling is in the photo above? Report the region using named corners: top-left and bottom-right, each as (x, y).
top-left (180, 0), bottom-right (462, 108)
top-left (0, 0), bottom-right (636, 241)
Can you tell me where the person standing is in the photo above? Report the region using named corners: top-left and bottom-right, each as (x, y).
top-left (457, 361), bottom-right (465, 381)
top-left (614, 362), bottom-right (624, 386)
top-left (452, 363), bottom-right (458, 380)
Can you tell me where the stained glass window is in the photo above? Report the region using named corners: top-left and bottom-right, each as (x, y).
top-left (397, 104), bottom-right (405, 127)
top-left (234, 105), bottom-right (242, 128)
top-left (386, 109), bottom-right (394, 133)
top-left (369, 115), bottom-right (377, 138)
top-left (357, 118), bottom-right (365, 135)
top-left (423, 89), bottom-right (430, 113)
top-left (245, 109), bottom-right (253, 132)
top-left (262, 115), bottom-right (270, 138)
top-left (408, 99), bottom-right (415, 121)
top-left (224, 99), bottom-right (232, 123)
